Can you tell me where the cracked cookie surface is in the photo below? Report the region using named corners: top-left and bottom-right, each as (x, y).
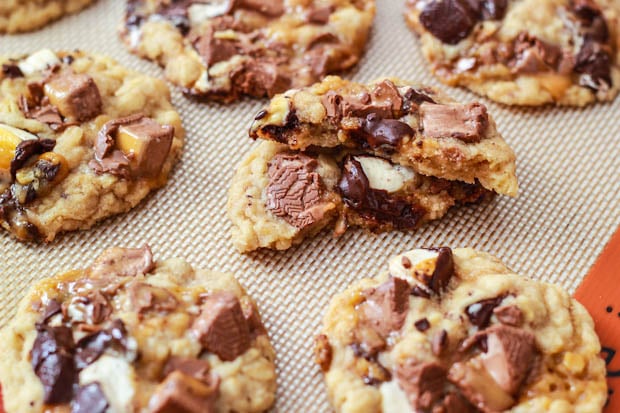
top-left (0, 0), bottom-right (96, 33)
top-left (228, 77), bottom-right (517, 252)
top-left (316, 247), bottom-right (607, 412)
top-left (405, 0), bottom-right (620, 106)
top-left (0, 246), bottom-right (277, 413)
top-left (0, 50), bottom-right (183, 242)
top-left (120, 0), bottom-right (375, 102)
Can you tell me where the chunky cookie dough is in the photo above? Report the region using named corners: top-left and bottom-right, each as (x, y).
top-left (0, 0), bottom-right (95, 34)
top-left (0, 50), bottom-right (183, 242)
top-left (315, 247), bottom-right (607, 413)
top-left (0, 246), bottom-right (277, 413)
top-left (405, 0), bottom-right (620, 106)
top-left (120, 0), bottom-right (375, 102)
top-left (228, 77), bottom-right (517, 252)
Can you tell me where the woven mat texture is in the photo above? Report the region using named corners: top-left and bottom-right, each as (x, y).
top-left (2, 1), bottom-right (620, 411)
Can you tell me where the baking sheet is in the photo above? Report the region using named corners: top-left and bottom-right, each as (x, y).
top-left (2, 1), bottom-right (620, 411)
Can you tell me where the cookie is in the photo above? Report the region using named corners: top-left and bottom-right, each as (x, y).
top-left (315, 247), bottom-right (607, 412)
top-left (404, 0), bottom-right (620, 106)
top-left (0, 0), bottom-right (96, 34)
top-left (0, 50), bottom-right (183, 242)
top-left (120, 0), bottom-right (375, 102)
top-left (0, 245), bottom-right (277, 413)
top-left (228, 77), bottom-right (517, 252)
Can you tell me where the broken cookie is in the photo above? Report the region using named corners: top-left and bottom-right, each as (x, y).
top-left (316, 247), bottom-right (607, 412)
top-left (0, 246), bottom-right (276, 413)
top-left (228, 77), bottom-right (517, 252)
top-left (404, 0), bottom-right (620, 106)
top-left (120, 0), bottom-right (375, 102)
top-left (0, 50), bottom-right (183, 242)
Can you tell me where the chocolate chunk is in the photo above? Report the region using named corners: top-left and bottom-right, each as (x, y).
top-left (341, 94), bottom-right (392, 119)
top-left (163, 356), bottom-right (212, 382)
top-left (420, 102), bottom-right (488, 143)
top-left (89, 245), bottom-right (155, 278)
top-left (72, 382), bottom-right (109, 413)
top-left (30, 324), bottom-right (77, 404)
top-left (42, 299), bottom-right (62, 323)
top-left (481, 324), bottom-right (538, 395)
top-left (432, 329), bottom-right (449, 356)
top-left (254, 109), bottom-right (268, 120)
top-left (18, 97), bottom-right (65, 130)
top-left (88, 150), bottom-right (131, 178)
top-left (403, 88), bottom-right (436, 106)
top-left (10, 139), bottom-right (56, 180)
top-left (148, 371), bottom-right (219, 413)
top-left (448, 360), bottom-right (515, 411)
top-left (191, 292), bottom-right (251, 361)
top-left (420, 0), bottom-right (479, 45)
top-left (574, 41), bottom-right (612, 90)
top-left (321, 91), bottom-right (343, 119)
top-left (235, 0), bottom-right (284, 16)
top-left (493, 305), bottom-right (523, 326)
top-left (465, 296), bottom-right (505, 328)
top-left (156, 0), bottom-right (191, 34)
top-left (2, 63), bottom-right (23, 78)
top-left (74, 319), bottom-right (130, 369)
top-left (306, 6), bottom-right (333, 24)
top-left (67, 291), bottom-right (111, 325)
top-left (193, 27), bottom-right (240, 66)
top-left (43, 73), bottom-right (102, 122)
top-left (231, 60), bottom-right (291, 97)
top-left (481, 0), bottom-right (507, 19)
top-left (572, 0), bottom-right (609, 42)
top-left (356, 114), bottom-right (414, 151)
top-left (129, 282), bottom-right (178, 314)
top-left (395, 361), bottom-right (447, 410)
top-left (411, 285), bottom-right (431, 298)
top-left (414, 318), bottom-right (431, 332)
top-left (429, 247), bottom-right (454, 293)
top-left (314, 334), bottom-right (333, 372)
top-left (511, 33), bottom-right (562, 73)
top-left (338, 156), bottom-right (426, 229)
top-left (266, 153), bottom-right (330, 229)
top-left (359, 277), bottom-right (410, 337)
top-left (371, 80), bottom-right (403, 115)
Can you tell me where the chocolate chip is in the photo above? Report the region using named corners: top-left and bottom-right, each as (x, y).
top-left (10, 139), bottom-right (56, 180)
top-left (66, 291), bottom-right (111, 325)
top-left (30, 324), bottom-right (77, 404)
top-left (511, 33), bottom-right (562, 73)
top-left (156, 0), bottom-right (192, 35)
top-left (338, 156), bottom-right (426, 230)
top-left (62, 55), bottom-right (75, 65)
top-left (420, 0), bottom-right (479, 45)
top-left (431, 329), bottom-right (449, 356)
top-left (572, 0), bottom-right (609, 42)
top-left (403, 88), bottom-right (436, 106)
top-left (2, 63), bottom-right (23, 79)
top-left (37, 160), bottom-right (61, 182)
top-left (71, 383), bottom-right (109, 413)
top-left (429, 247), bottom-right (454, 293)
top-left (415, 318), bottom-right (431, 332)
top-left (465, 296), bottom-right (505, 328)
top-left (129, 282), bottom-right (179, 314)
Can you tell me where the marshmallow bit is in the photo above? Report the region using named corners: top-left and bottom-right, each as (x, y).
top-left (79, 355), bottom-right (136, 413)
top-left (388, 249), bottom-right (439, 284)
top-left (18, 49), bottom-right (61, 76)
top-left (354, 155), bottom-right (415, 193)
top-left (380, 380), bottom-right (413, 413)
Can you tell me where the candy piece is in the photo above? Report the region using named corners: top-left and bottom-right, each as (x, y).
top-left (116, 118), bottom-right (174, 178)
top-left (44, 73), bottom-right (103, 122)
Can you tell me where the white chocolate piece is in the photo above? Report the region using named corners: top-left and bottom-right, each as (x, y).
top-left (355, 155), bottom-right (415, 193)
top-left (18, 49), bottom-right (60, 76)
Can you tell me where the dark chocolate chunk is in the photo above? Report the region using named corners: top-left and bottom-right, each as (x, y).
top-left (420, 0), bottom-right (479, 45)
top-left (414, 318), bottom-right (431, 332)
top-left (338, 156), bottom-right (426, 229)
top-left (156, 0), bottom-right (192, 35)
top-left (395, 361), bottom-right (447, 410)
top-left (191, 292), bottom-right (251, 361)
top-left (10, 139), bottom-right (56, 180)
top-left (359, 277), bottom-right (411, 337)
top-left (465, 296), bottom-right (505, 328)
top-left (357, 113), bottom-right (414, 150)
top-left (574, 41), bottom-right (612, 90)
top-left (30, 324), bottom-right (77, 404)
top-left (71, 382), bottom-right (109, 413)
top-left (2, 63), bottom-right (24, 79)
top-left (254, 109), bottom-right (268, 120)
top-left (403, 88), bottom-right (436, 106)
top-left (429, 247), bottom-right (454, 293)
top-left (572, 0), bottom-right (609, 42)
top-left (75, 319), bottom-right (129, 369)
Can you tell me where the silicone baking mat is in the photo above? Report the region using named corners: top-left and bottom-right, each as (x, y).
top-left (2, 1), bottom-right (620, 411)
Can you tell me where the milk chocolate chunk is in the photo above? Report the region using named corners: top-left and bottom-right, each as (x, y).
top-left (191, 292), bottom-right (251, 361)
top-left (10, 139), bottom-right (56, 180)
top-left (266, 153), bottom-right (329, 229)
top-left (420, 0), bottom-right (479, 45)
top-left (395, 361), bottom-right (447, 410)
top-left (72, 383), bottom-right (109, 413)
top-left (357, 114), bottom-right (414, 150)
top-left (235, 0), bottom-right (284, 17)
top-left (193, 28), bottom-right (240, 66)
top-left (338, 157), bottom-right (426, 229)
top-left (89, 245), bottom-right (155, 278)
top-left (115, 117), bottom-right (174, 177)
top-left (43, 73), bottom-right (102, 122)
top-left (511, 33), bottom-right (562, 73)
top-left (129, 282), bottom-right (179, 314)
top-left (359, 277), bottom-right (410, 337)
top-left (493, 305), bottom-right (523, 326)
top-left (429, 247), bottom-right (454, 293)
top-left (231, 60), bottom-right (291, 97)
top-left (149, 371), bottom-right (219, 413)
top-left (371, 80), bottom-right (403, 115)
top-left (30, 324), bottom-right (77, 404)
top-left (420, 103), bottom-right (488, 143)
top-left (163, 356), bottom-right (212, 382)
top-left (481, 324), bottom-right (538, 395)
top-left (448, 360), bottom-right (515, 411)
top-left (466, 296), bottom-right (505, 328)
top-left (574, 41), bottom-right (612, 90)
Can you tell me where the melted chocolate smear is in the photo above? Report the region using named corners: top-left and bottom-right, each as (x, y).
top-left (338, 156), bottom-right (425, 229)
top-left (356, 113), bottom-right (414, 151)
top-left (72, 383), bottom-right (109, 413)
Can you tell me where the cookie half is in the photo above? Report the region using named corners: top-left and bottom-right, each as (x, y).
top-left (315, 247), bottom-right (607, 412)
top-left (0, 50), bottom-right (184, 242)
top-left (0, 0), bottom-right (96, 33)
top-left (0, 245), bottom-right (277, 413)
top-left (405, 0), bottom-right (620, 106)
top-left (120, 0), bottom-right (375, 102)
top-left (228, 77), bottom-right (517, 252)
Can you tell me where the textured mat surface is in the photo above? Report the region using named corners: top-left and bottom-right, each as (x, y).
top-left (2, 1), bottom-right (620, 411)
